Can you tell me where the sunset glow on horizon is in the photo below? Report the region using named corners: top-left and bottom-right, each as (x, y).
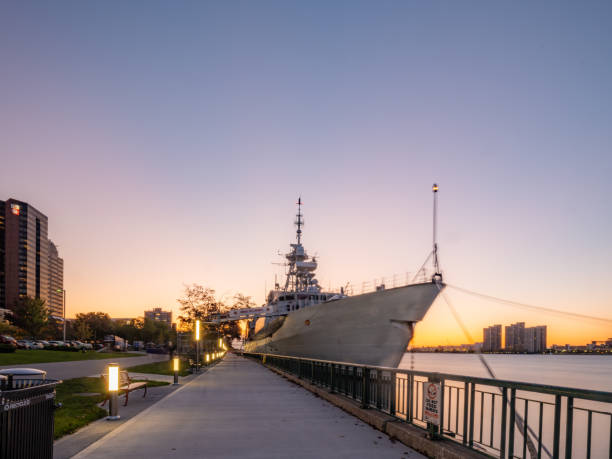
top-left (1, 2), bottom-right (611, 347)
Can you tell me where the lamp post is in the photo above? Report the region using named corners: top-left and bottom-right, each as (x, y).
top-left (56, 288), bottom-right (66, 342)
top-left (195, 320), bottom-right (200, 373)
top-left (107, 363), bottom-right (120, 420)
top-left (173, 357), bottom-right (179, 385)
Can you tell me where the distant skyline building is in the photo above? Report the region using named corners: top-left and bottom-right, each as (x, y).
top-left (47, 240), bottom-right (64, 318)
top-left (483, 324), bottom-right (502, 352)
top-left (3, 199), bottom-right (50, 310)
top-left (525, 325), bottom-right (547, 353)
top-left (144, 307), bottom-right (172, 326)
top-left (505, 322), bottom-right (526, 351)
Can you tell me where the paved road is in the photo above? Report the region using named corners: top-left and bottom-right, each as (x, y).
top-left (75, 353), bottom-right (423, 459)
top-left (0, 354), bottom-right (168, 380)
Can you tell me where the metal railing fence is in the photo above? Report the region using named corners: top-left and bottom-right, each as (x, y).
top-left (245, 352), bottom-right (612, 459)
top-left (0, 378), bottom-right (61, 459)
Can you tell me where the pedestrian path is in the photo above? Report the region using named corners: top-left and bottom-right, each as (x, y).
top-left (74, 353), bottom-right (423, 459)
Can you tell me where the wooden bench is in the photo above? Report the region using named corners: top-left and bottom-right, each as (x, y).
top-left (101, 370), bottom-right (147, 406)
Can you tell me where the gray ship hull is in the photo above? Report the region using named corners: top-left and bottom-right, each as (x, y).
top-left (244, 282), bottom-right (443, 367)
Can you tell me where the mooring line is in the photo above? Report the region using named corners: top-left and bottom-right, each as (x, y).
top-left (447, 283), bottom-right (612, 324)
top-left (437, 285), bottom-right (549, 459)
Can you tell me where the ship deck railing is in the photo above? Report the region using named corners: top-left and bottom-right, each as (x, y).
top-left (243, 352), bottom-right (612, 459)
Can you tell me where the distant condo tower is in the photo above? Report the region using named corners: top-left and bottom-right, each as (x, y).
top-left (144, 307), bottom-right (172, 326)
top-left (483, 324), bottom-right (502, 352)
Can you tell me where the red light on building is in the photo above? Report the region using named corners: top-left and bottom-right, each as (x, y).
top-left (10, 203), bottom-right (20, 216)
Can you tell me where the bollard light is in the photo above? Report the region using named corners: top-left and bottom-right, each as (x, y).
top-left (195, 320), bottom-right (201, 373)
top-left (218, 338), bottom-right (222, 347)
top-left (108, 365), bottom-right (119, 391)
top-left (206, 353), bottom-right (210, 363)
top-left (173, 357), bottom-right (179, 385)
top-left (107, 363), bottom-right (120, 420)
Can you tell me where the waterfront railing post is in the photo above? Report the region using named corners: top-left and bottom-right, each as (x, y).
top-left (439, 378), bottom-right (445, 438)
top-left (553, 394), bottom-right (562, 458)
top-left (390, 371), bottom-right (396, 416)
top-left (408, 373), bottom-right (414, 424)
top-left (522, 399), bottom-right (529, 459)
top-left (361, 367), bottom-right (369, 408)
top-left (352, 366), bottom-right (357, 400)
top-left (329, 364), bottom-right (335, 393)
top-left (469, 382), bottom-right (475, 447)
top-left (463, 382), bottom-right (469, 445)
top-left (565, 396), bottom-right (574, 459)
top-left (500, 388), bottom-right (508, 458)
top-left (508, 388), bottom-right (516, 459)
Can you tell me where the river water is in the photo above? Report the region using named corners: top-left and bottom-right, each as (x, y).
top-left (396, 353), bottom-right (612, 458)
top-left (398, 353), bottom-right (612, 392)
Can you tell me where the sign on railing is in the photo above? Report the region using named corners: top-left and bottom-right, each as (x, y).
top-left (422, 382), bottom-right (441, 425)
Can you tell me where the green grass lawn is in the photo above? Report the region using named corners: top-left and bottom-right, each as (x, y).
top-left (126, 358), bottom-right (191, 377)
top-left (0, 350), bottom-right (144, 365)
top-left (54, 377), bottom-right (169, 439)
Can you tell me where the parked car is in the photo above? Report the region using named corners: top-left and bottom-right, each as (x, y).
top-left (0, 335), bottom-right (18, 348)
top-left (81, 342), bottom-right (93, 350)
top-left (17, 340), bottom-right (36, 349)
top-left (48, 340), bottom-right (66, 347)
top-left (37, 340), bottom-right (50, 347)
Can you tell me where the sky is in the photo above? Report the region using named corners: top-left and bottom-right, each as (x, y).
top-left (1, 1), bottom-right (611, 346)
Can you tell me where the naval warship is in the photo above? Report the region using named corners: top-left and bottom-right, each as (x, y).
top-left (241, 192), bottom-right (444, 368)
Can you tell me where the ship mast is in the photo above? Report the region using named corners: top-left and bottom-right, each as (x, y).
top-left (432, 183), bottom-right (442, 281)
top-left (296, 197), bottom-right (303, 244)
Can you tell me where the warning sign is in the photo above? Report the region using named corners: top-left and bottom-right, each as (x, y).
top-left (422, 382), bottom-right (441, 425)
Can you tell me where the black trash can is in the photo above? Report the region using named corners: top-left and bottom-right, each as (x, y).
top-left (0, 373), bottom-right (62, 459)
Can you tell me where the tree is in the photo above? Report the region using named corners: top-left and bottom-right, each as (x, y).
top-left (177, 284), bottom-right (225, 329)
top-left (73, 320), bottom-right (93, 341)
top-left (231, 293), bottom-right (256, 310)
top-left (42, 315), bottom-right (62, 340)
top-left (9, 296), bottom-right (48, 338)
top-left (73, 312), bottom-right (115, 341)
top-left (223, 293), bottom-right (256, 339)
top-left (0, 320), bottom-right (22, 338)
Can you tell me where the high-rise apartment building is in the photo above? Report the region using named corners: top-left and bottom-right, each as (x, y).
top-left (525, 325), bottom-right (547, 353)
top-left (47, 240), bottom-right (64, 318)
top-left (505, 322), bottom-right (526, 351)
top-left (0, 201), bottom-right (5, 309)
top-left (144, 307), bottom-right (172, 326)
top-left (483, 324), bottom-right (502, 352)
top-left (3, 199), bottom-right (50, 309)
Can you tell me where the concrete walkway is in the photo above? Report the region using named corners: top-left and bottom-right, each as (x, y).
top-left (0, 353), bottom-right (167, 380)
top-left (74, 353), bottom-right (423, 459)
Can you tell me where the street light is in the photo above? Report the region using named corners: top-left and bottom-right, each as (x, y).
top-left (56, 288), bottom-right (66, 342)
top-left (195, 320), bottom-right (200, 373)
top-left (107, 363), bottom-right (120, 420)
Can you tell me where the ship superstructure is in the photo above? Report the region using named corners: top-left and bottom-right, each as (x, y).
top-left (263, 198), bottom-right (342, 318)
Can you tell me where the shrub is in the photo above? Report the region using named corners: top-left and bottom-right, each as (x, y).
top-left (0, 343), bottom-right (16, 353)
